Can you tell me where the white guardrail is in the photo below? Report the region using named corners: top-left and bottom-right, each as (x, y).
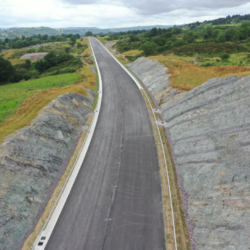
top-left (32, 38), bottom-right (103, 250)
top-left (96, 38), bottom-right (178, 250)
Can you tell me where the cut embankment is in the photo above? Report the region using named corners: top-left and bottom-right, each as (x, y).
top-left (127, 56), bottom-right (192, 249)
top-left (129, 55), bottom-right (250, 250)
top-left (0, 92), bottom-right (95, 250)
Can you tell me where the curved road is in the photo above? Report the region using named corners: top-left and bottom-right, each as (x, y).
top-left (45, 38), bottom-right (166, 250)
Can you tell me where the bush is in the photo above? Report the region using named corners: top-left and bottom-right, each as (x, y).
top-left (139, 42), bottom-right (157, 56)
top-left (65, 47), bottom-right (70, 53)
top-left (0, 57), bottom-right (14, 83)
top-left (220, 53), bottom-right (230, 60)
top-left (154, 37), bottom-right (167, 46)
top-left (25, 59), bottom-right (31, 67)
top-left (172, 40), bottom-right (186, 48)
top-left (201, 62), bottom-right (216, 67)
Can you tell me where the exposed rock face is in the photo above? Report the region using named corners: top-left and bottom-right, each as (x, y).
top-left (128, 56), bottom-right (250, 250)
top-left (162, 76), bottom-right (250, 250)
top-left (127, 57), bottom-right (172, 97)
top-left (20, 53), bottom-right (48, 61)
top-left (0, 93), bottom-right (94, 250)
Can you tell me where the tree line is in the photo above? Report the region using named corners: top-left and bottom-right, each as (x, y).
top-left (0, 34), bottom-right (81, 51)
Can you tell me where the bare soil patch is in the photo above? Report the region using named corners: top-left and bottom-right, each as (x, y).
top-left (20, 52), bottom-right (48, 61)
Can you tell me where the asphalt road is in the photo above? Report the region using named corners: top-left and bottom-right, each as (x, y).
top-left (45, 37), bottom-right (166, 250)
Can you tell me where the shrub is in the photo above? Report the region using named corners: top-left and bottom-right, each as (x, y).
top-left (0, 57), bottom-right (14, 83)
top-left (201, 62), bottom-right (216, 67)
top-left (172, 40), bottom-right (186, 48)
top-left (220, 53), bottom-right (230, 60)
top-left (65, 47), bottom-right (70, 53)
top-left (154, 37), bottom-right (167, 46)
top-left (139, 42), bottom-right (157, 56)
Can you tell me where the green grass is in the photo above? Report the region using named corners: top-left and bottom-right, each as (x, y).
top-left (0, 73), bottom-right (81, 122)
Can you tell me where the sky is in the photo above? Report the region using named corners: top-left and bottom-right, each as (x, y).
top-left (0, 0), bottom-right (250, 28)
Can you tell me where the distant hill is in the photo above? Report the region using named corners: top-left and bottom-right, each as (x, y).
top-left (0, 27), bottom-right (60, 39)
top-left (0, 25), bottom-right (172, 39)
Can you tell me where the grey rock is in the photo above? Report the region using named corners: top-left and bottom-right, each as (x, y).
top-left (0, 93), bottom-right (93, 250)
top-left (127, 56), bottom-right (250, 250)
top-left (127, 57), bottom-right (172, 96)
top-left (160, 75), bottom-right (250, 250)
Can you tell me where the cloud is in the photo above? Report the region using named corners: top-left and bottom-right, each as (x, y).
top-left (0, 0), bottom-right (250, 28)
top-left (60, 0), bottom-right (250, 15)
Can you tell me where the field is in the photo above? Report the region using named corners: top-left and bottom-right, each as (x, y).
top-left (0, 73), bottom-right (81, 122)
top-left (0, 67), bottom-right (97, 141)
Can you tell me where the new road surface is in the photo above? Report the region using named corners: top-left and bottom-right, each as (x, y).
top-left (45, 38), bottom-right (166, 250)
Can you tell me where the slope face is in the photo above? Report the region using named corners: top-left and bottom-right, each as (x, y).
top-left (162, 75), bottom-right (250, 250)
top-left (0, 93), bottom-right (94, 250)
top-left (127, 57), bottom-right (172, 96)
top-left (128, 56), bottom-right (250, 250)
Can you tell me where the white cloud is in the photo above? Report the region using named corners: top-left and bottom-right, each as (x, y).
top-left (0, 0), bottom-right (250, 28)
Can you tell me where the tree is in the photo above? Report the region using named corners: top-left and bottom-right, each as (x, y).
top-left (212, 29), bottom-right (220, 38)
top-left (150, 28), bottom-right (158, 37)
top-left (241, 21), bottom-right (250, 28)
top-left (183, 31), bottom-right (195, 43)
top-left (129, 34), bottom-right (136, 43)
top-left (225, 28), bottom-right (235, 41)
top-left (70, 36), bottom-right (76, 45)
top-left (0, 57), bottom-right (15, 83)
top-left (65, 47), bottom-right (70, 53)
top-left (85, 31), bottom-right (93, 36)
top-left (154, 37), bottom-right (167, 46)
top-left (203, 26), bottom-right (213, 39)
top-left (139, 42), bottom-right (157, 56)
top-left (77, 43), bottom-right (83, 48)
top-left (44, 51), bottom-right (57, 68)
top-left (25, 59), bottom-right (31, 68)
top-left (218, 32), bottom-right (226, 43)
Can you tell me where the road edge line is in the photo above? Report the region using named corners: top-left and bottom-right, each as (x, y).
top-left (32, 37), bottom-right (103, 250)
top-left (94, 38), bottom-right (143, 90)
top-left (95, 37), bottom-right (178, 250)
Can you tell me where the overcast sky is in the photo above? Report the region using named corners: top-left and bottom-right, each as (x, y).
top-left (0, 0), bottom-right (250, 28)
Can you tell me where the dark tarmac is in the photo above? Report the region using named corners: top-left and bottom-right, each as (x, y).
top-left (45, 37), bottom-right (166, 250)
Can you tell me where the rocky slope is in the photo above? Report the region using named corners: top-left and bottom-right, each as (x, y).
top-left (0, 92), bottom-right (95, 250)
top-left (128, 57), bottom-right (250, 250)
top-left (127, 57), bottom-right (172, 100)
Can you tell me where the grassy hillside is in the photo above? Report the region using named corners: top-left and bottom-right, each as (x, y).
top-left (149, 55), bottom-right (250, 90)
top-left (0, 73), bottom-right (81, 123)
top-left (98, 14), bottom-right (250, 91)
top-left (0, 37), bottom-right (97, 142)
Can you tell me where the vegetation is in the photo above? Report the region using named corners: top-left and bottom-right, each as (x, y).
top-left (85, 31), bottom-right (93, 36)
top-left (0, 40), bottom-right (86, 84)
top-left (149, 55), bottom-right (250, 91)
top-left (99, 14), bottom-right (250, 67)
top-left (0, 37), bottom-right (97, 141)
top-left (0, 26), bottom-right (171, 40)
top-left (0, 73), bottom-right (81, 123)
top-left (0, 34), bottom-right (80, 50)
